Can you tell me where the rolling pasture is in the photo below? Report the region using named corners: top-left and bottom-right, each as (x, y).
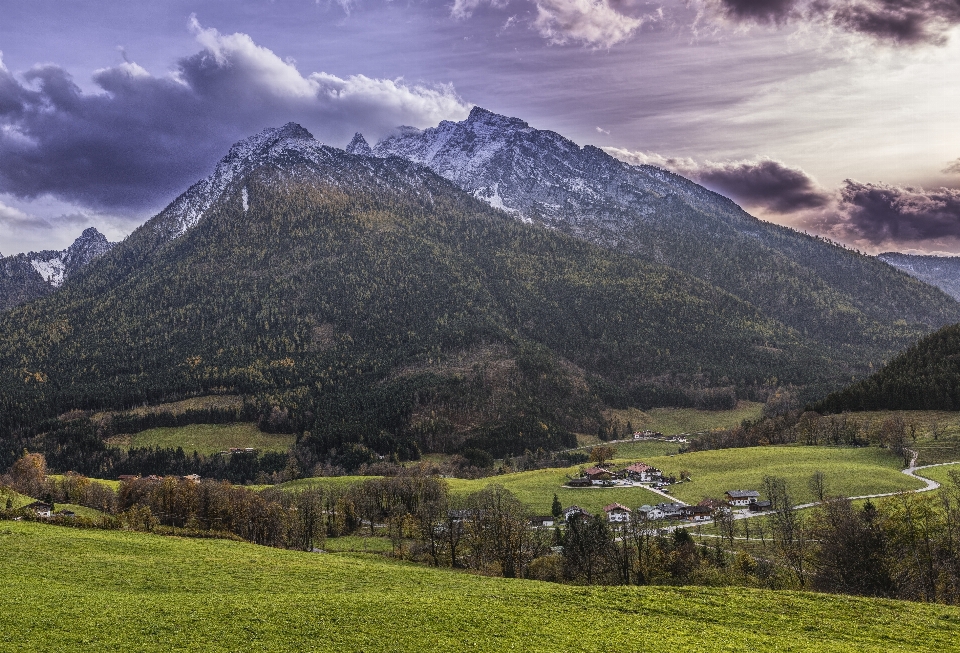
top-left (281, 445), bottom-right (922, 513)
top-left (2, 521), bottom-right (957, 652)
top-left (605, 402), bottom-right (764, 437)
top-left (106, 423), bottom-right (295, 455)
top-left (641, 446), bottom-right (922, 505)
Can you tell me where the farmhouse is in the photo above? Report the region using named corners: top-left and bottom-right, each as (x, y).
top-left (624, 462), bottom-right (663, 483)
top-left (603, 503), bottom-right (632, 523)
top-left (657, 503), bottom-right (685, 520)
top-left (749, 500), bottom-right (773, 512)
top-left (24, 501), bottom-right (53, 518)
top-left (683, 505), bottom-right (713, 522)
top-left (583, 467), bottom-right (613, 482)
top-left (725, 490), bottom-right (760, 507)
top-left (530, 516), bottom-right (556, 528)
top-left (636, 505), bottom-right (665, 520)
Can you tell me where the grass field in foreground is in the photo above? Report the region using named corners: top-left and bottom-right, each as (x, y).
top-left (1, 521), bottom-right (958, 652)
top-left (640, 446), bottom-right (923, 505)
top-left (106, 422), bottom-right (295, 455)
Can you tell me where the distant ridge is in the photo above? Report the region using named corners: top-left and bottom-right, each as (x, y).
top-left (0, 227), bottom-right (114, 311)
top-left (877, 252), bottom-right (960, 301)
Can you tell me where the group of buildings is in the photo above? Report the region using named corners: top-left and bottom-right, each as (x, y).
top-left (566, 462), bottom-right (666, 487)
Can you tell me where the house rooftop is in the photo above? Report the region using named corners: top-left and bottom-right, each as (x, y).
top-left (603, 503), bottom-right (631, 513)
top-left (726, 490), bottom-right (760, 498)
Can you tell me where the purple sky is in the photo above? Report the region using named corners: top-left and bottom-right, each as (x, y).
top-left (2, 0), bottom-right (959, 255)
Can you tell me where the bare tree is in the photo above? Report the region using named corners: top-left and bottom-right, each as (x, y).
top-left (764, 475), bottom-right (809, 587)
top-left (808, 470), bottom-right (827, 503)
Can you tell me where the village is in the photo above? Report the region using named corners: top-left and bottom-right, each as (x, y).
top-left (542, 458), bottom-right (772, 529)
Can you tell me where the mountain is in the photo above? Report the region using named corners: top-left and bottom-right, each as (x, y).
top-left (369, 107), bottom-right (960, 372)
top-left (0, 123), bottom-right (846, 472)
top-left (877, 252), bottom-right (960, 301)
top-left (815, 321), bottom-right (960, 412)
top-left (0, 227), bottom-right (114, 311)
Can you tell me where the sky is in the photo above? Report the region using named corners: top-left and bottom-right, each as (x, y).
top-left (1, 0), bottom-right (959, 255)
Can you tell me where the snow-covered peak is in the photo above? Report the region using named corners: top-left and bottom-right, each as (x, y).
top-left (157, 122), bottom-right (333, 239)
top-left (346, 132), bottom-right (373, 157)
top-left (372, 107), bottom-right (755, 239)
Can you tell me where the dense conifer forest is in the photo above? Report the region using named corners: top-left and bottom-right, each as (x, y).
top-left (816, 322), bottom-right (960, 412)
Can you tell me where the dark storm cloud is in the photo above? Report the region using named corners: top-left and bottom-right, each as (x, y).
top-left (834, 180), bottom-right (960, 243)
top-left (695, 159), bottom-right (832, 213)
top-left (605, 148), bottom-right (830, 214)
top-left (709, 0), bottom-right (960, 45)
top-left (714, 0), bottom-right (799, 23)
top-left (0, 19), bottom-right (469, 212)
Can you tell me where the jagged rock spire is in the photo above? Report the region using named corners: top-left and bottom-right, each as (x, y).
top-left (346, 132), bottom-right (374, 157)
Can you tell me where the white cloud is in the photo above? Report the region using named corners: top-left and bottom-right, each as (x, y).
top-left (533, 0), bottom-right (646, 46)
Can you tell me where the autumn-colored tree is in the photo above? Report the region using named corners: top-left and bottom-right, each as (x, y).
top-left (589, 445), bottom-right (616, 467)
top-left (8, 451), bottom-right (48, 498)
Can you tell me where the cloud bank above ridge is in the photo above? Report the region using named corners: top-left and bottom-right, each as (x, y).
top-left (0, 17), bottom-right (470, 213)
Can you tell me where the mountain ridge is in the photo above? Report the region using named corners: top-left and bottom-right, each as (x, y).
top-left (0, 227), bottom-right (114, 311)
top-left (365, 107), bottom-right (960, 367)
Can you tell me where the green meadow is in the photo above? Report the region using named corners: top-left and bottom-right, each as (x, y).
top-left (640, 446), bottom-right (922, 505)
top-left (2, 521), bottom-right (957, 652)
top-left (279, 445), bottom-right (921, 513)
top-left (106, 422), bottom-right (295, 455)
top-left (445, 468), bottom-right (665, 514)
top-left (606, 402), bottom-right (765, 436)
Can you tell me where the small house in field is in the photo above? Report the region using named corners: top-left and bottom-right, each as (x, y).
top-left (530, 516), bottom-right (556, 528)
top-left (604, 503), bottom-right (632, 523)
top-left (624, 462), bottom-right (663, 483)
top-left (24, 501), bottom-right (53, 518)
top-left (749, 500), bottom-right (773, 512)
top-left (583, 467), bottom-right (613, 482)
top-left (563, 505), bottom-right (591, 523)
top-left (725, 490), bottom-right (760, 507)
top-left (182, 474), bottom-right (201, 484)
top-left (567, 477), bottom-right (593, 488)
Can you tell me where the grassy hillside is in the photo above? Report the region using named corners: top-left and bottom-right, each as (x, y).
top-left (1, 521), bottom-right (957, 652)
top-left (605, 402), bottom-right (764, 437)
top-left (106, 423), bottom-right (294, 455)
top-left (641, 446), bottom-right (921, 505)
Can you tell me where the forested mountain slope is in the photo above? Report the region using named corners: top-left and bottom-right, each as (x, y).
top-left (877, 252), bottom-right (960, 301)
top-left (0, 125), bottom-right (840, 469)
top-left (815, 322), bottom-right (960, 412)
top-left (370, 107), bottom-right (960, 366)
